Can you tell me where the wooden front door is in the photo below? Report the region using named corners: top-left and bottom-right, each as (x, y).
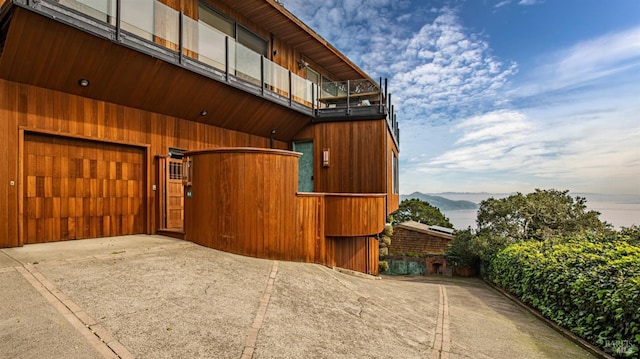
top-left (23, 134), bottom-right (145, 243)
top-left (165, 158), bottom-right (184, 229)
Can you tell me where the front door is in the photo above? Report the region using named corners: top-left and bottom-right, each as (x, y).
top-left (165, 158), bottom-right (184, 229)
top-left (293, 141), bottom-right (314, 192)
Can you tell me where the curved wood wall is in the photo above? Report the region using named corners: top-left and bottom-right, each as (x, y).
top-left (183, 148), bottom-right (383, 274)
top-left (184, 148), bottom-right (300, 259)
top-left (324, 194), bottom-right (386, 237)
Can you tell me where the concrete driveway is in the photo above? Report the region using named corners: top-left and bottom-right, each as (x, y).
top-left (0, 235), bottom-right (594, 358)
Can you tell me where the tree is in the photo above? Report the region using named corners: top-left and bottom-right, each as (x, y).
top-left (445, 229), bottom-right (480, 269)
top-left (391, 198), bottom-right (453, 228)
top-left (477, 189), bottom-right (609, 242)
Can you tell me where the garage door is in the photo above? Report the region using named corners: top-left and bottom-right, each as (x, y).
top-left (23, 134), bottom-right (145, 243)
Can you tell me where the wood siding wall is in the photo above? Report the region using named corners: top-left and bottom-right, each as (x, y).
top-left (387, 131), bottom-right (400, 214)
top-left (0, 79), bottom-right (287, 247)
top-left (294, 120), bottom-right (387, 194)
top-left (184, 148), bottom-right (300, 259)
top-left (327, 236), bottom-right (379, 275)
top-left (324, 194), bottom-right (386, 237)
top-left (184, 149), bottom-right (381, 275)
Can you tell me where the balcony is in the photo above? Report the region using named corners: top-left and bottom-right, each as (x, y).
top-left (4, 0), bottom-right (399, 145)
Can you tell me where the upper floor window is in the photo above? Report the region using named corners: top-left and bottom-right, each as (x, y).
top-left (198, 3), bottom-right (234, 37)
top-left (306, 68), bottom-right (320, 84)
top-left (238, 26), bottom-right (268, 56)
top-left (392, 151), bottom-right (399, 194)
top-left (198, 2), bottom-right (267, 56)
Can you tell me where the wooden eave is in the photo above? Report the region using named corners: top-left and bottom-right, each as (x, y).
top-left (217, 0), bottom-right (374, 82)
top-left (0, 7), bottom-right (311, 141)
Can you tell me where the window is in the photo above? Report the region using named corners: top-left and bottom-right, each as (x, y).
top-left (198, 2), bottom-right (267, 56)
top-left (392, 151), bottom-right (399, 194)
top-left (306, 68), bottom-right (320, 84)
top-left (198, 3), bottom-right (234, 37)
top-left (238, 26), bottom-right (268, 56)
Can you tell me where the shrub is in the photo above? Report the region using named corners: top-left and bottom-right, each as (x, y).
top-left (487, 233), bottom-right (640, 357)
top-left (379, 260), bottom-right (389, 273)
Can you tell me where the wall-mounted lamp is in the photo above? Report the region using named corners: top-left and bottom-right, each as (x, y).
top-left (270, 129), bottom-right (276, 149)
top-left (298, 59), bottom-right (309, 70)
top-left (200, 110), bottom-right (208, 116)
top-left (322, 148), bottom-right (330, 167)
top-left (272, 49), bottom-right (278, 56)
top-left (77, 78), bottom-right (90, 87)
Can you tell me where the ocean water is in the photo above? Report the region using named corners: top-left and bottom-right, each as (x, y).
top-left (434, 193), bottom-right (640, 230)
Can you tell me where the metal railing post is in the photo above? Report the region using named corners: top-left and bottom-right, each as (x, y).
top-left (261, 57), bottom-right (265, 96)
top-left (288, 71), bottom-right (293, 106)
top-left (225, 36), bottom-right (230, 82)
top-left (178, 12), bottom-right (183, 65)
top-left (379, 77), bottom-right (383, 113)
top-left (115, 0), bottom-right (121, 41)
top-left (311, 82), bottom-right (315, 113)
top-left (346, 80), bottom-right (350, 115)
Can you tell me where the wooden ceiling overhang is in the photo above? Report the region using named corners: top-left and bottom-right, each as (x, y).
top-left (0, 7), bottom-right (312, 141)
top-left (217, 0), bottom-right (375, 83)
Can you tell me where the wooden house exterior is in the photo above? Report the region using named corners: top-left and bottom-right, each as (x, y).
top-left (0, 0), bottom-right (400, 275)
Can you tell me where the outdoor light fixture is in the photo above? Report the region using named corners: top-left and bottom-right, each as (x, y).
top-left (200, 110), bottom-right (208, 116)
top-left (77, 78), bottom-right (90, 87)
top-left (270, 129), bottom-right (276, 149)
top-left (322, 148), bottom-right (330, 167)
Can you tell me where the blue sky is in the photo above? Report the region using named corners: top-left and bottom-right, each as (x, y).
top-left (283, 0), bottom-right (640, 195)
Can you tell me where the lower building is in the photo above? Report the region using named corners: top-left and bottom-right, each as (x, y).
top-left (387, 221), bottom-right (454, 275)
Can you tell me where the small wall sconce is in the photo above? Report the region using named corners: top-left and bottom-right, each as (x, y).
top-left (298, 59), bottom-right (309, 70)
top-left (77, 78), bottom-right (90, 87)
top-left (322, 148), bottom-right (330, 167)
top-left (273, 49), bottom-right (278, 56)
top-left (270, 129), bottom-right (277, 149)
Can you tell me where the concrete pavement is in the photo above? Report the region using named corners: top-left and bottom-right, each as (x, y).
top-left (1, 235), bottom-right (595, 358)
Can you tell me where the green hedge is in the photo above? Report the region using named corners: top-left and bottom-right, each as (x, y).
top-left (487, 234), bottom-right (640, 357)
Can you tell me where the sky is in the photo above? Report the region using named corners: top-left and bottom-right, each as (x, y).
top-left (282, 0), bottom-right (640, 196)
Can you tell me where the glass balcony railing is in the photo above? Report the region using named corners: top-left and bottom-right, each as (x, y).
top-left (52, 0), bottom-right (324, 107)
top-left (45, 0), bottom-right (396, 141)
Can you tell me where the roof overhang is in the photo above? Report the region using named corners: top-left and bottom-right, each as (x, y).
top-left (217, 0), bottom-right (375, 82)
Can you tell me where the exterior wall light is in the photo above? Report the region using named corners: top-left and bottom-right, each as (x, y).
top-left (78, 79), bottom-right (90, 87)
top-left (200, 110), bottom-right (208, 116)
top-left (270, 129), bottom-right (276, 149)
top-left (322, 148), bottom-right (330, 167)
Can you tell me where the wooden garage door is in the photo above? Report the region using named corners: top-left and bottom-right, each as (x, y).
top-left (23, 134), bottom-right (145, 243)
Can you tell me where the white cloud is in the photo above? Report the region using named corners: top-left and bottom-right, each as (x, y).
top-left (282, 3), bottom-right (517, 125)
top-left (283, 2), bottom-right (640, 195)
top-left (514, 26), bottom-right (640, 99)
top-left (389, 8), bottom-right (517, 124)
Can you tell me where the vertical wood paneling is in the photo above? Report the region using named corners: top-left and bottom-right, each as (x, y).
top-left (327, 236), bottom-right (379, 276)
top-left (184, 148), bottom-right (300, 259)
top-left (294, 120), bottom-right (387, 194)
top-left (324, 194), bottom-right (386, 237)
top-left (387, 132), bottom-right (400, 214)
top-left (183, 148), bottom-right (381, 274)
top-left (0, 79), bottom-right (284, 247)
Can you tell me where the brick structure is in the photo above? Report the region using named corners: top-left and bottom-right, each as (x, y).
top-left (388, 221), bottom-right (454, 275)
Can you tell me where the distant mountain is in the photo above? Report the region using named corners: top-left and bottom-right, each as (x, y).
top-left (401, 192), bottom-right (479, 210)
